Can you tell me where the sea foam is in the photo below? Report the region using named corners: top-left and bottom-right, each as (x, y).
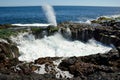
top-left (12, 23), bottom-right (50, 27)
top-left (11, 32), bottom-right (112, 62)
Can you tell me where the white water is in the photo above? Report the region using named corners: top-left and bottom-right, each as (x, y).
top-left (104, 14), bottom-right (120, 18)
top-left (75, 19), bottom-right (92, 24)
top-left (75, 14), bottom-right (120, 24)
top-left (12, 23), bottom-right (50, 27)
top-left (35, 59), bottom-right (73, 78)
top-left (42, 4), bottom-right (57, 26)
top-left (11, 32), bottom-right (112, 62)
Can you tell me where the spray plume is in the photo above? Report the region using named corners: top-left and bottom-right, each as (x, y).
top-left (42, 4), bottom-right (57, 27)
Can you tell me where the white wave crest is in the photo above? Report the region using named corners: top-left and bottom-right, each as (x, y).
top-left (12, 23), bottom-right (50, 27)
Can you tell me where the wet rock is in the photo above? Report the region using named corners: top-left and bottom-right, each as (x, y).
top-left (91, 16), bottom-right (120, 27)
top-left (35, 58), bottom-right (53, 65)
top-left (87, 71), bottom-right (120, 80)
top-left (58, 49), bottom-right (120, 79)
top-left (35, 57), bottom-right (61, 65)
top-left (69, 62), bottom-right (97, 77)
top-left (16, 63), bottom-right (40, 75)
top-left (31, 27), bottom-right (58, 39)
top-left (116, 46), bottom-right (120, 53)
top-left (59, 22), bottom-right (120, 47)
top-left (0, 42), bottom-right (19, 59)
top-left (58, 57), bottom-right (77, 71)
top-left (78, 49), bottom-right (120, 67)
top-left (59, 59), bottom-right (115, 78)
top-left (11, 45), bottom-right (19, 58)
top-left (0, 41), bottom-right (20, 72)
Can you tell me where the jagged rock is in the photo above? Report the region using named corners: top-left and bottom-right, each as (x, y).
top-left (91, 16), bottom-right (120, 27)
top-left (87, 71), bottom-right (120, 80)
top-left (17, 63), bottom-right (39, 75)
top-left (0, 41), bottom-right (20, 78)
top-left (58, 57), bottom-right (77, 71)
top-left (58, 49), bottom-right (120, 79)
top-left (59, 22), bottom-right (120, 47)
top-left (0, 42), bottom-right (19, 59)
top-left (31, 27), bottom-right (58, 39)
top-left (116, 46), bottom-right (120, 53)
top-left (35, 57), bottom-right (60, 65)
top-left (78, 49), bottom-right (120, 67)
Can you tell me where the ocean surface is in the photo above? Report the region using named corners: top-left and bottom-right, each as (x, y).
top-left (0, 6), bottom-right (120, 24)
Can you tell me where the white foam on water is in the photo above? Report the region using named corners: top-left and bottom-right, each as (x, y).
top-left (34, 64), bottom-right (46, 74)
top-left (0, 39), bottom-right (8, 43)
top-left (106, 14), bottom-right (120, 18)
top-left (34, 58), bottom-right (73, 79)
top-left (74, 14), bottom-right (120, 24)
top-left (12, 23), bottom-right (50, 27)
top-left (85, 20), bottom-right (92, 24)
top-left (95, 14), bottom-right (120, 21)
top-left (53, 59), bottom-right (73, 78)
top-left (74, 19), bottom-right (92, 24)
top-left (11, 32), bottom-right (112, 62)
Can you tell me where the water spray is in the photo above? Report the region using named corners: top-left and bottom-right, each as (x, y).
top-left (42, 4), bottom-right (57, 27)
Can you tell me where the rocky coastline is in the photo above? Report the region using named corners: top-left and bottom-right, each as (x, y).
top-left (0, 17), bottom-right (120, 80)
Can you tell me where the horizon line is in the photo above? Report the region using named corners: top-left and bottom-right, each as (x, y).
top-left (0, 5), bottom-right (120, 8)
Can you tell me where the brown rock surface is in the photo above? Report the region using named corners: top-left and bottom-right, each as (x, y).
top-left (58, 49), bottom-right (120, 80)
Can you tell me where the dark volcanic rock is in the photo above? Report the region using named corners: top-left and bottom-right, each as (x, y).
top-left (87, 71), bottom-right (120, 80)
top-left (116, 46), bottom-right (120, 53)
top-left (59, 22), bottom-right (120, 47)
top-left (0, 42), bottom-right (19, 59)
top-left (35, 57), bottom-right (61, 65)
top-left (79, 49), bottom-right (120, 66)
top-left (0, 24), bottom-right (14, 29)
top-left (31, 26), bottom-right (58, 39)
top-left (91, 16), bottom-right (120, 27)
top-left (58, 49), bottom-right (120, 80)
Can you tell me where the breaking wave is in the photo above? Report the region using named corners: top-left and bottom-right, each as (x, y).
top-left (12, 23), bottom-right (50, 27)
top-left (11, 32), bottom-right (112, 62)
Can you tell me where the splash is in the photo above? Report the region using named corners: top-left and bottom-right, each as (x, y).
top-left (42, 4), bottom-right (57, 26)
top-left (11, 32), bottom-right (112, 62)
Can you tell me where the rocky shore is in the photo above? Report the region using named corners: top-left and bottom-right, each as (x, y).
top-left (0, 17), bottom-right (120, 80)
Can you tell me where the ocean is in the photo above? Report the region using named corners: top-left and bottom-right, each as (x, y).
top-left (0, 6), bottom-right (120, 24)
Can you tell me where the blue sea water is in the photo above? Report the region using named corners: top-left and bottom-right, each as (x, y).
top-left (0, 6), bottom-right (120, 24)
